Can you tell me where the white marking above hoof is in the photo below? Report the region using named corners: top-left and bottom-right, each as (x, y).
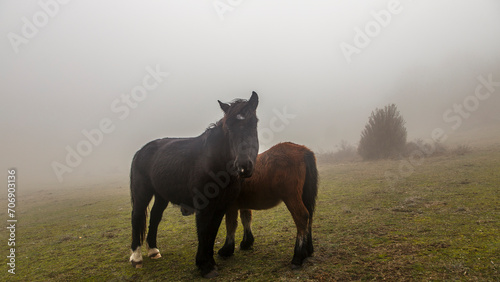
top-left (130, 247), bottom-right (143, 268)
top-left (148, 248), bottom-right (162, 259)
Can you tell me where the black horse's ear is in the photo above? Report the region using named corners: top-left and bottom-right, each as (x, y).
top-left (218, 100), bottom-right (230, 113)
top-left (248, 91), bottom-right (259, 110)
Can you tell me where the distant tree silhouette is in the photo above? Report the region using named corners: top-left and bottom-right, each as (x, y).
top-left (358, 104), bottom-right (407, 160)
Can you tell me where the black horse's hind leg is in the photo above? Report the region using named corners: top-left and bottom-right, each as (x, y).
top-left (218, 205), bottom-right (238, 258)
top-left (239, 209), bottom-right (254, 250)
top-left (130, 186), bottom-right (154, 268)
top-left (146, 195), bottom-right (169, 259)
top-left (196, 209), bottom-right (226, 278)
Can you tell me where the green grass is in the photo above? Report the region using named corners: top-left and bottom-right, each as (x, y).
top-left (3, 145), bottom-right (499, 281)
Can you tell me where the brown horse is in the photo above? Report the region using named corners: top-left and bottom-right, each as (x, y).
top-left (217, 142), bottom-right (318, 268)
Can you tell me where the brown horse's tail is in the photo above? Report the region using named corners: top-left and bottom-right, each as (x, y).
top-left (302, 149), bottom-right (318, 219)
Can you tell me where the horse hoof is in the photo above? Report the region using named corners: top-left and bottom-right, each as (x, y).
top-left (131, 260), bottom-right (143, 268)
top-left (148, 248), bottom-right (161, 259)
top-left (291, 263), bottom-right (302, 270)
top-left (240, 241), bottom-right (254, 250)
top-left (240, 237), bottom-right (254, 250)
top-left (217, 248), bottom-right (234, 258)
top-left (203, 270), bottom-right (219, 278)
top-left (219, 253), bottom-right (233, 259)
top-left (130, 248), bottom-right (143, 268)
top-left (150, 252), bottom-right (161, 259)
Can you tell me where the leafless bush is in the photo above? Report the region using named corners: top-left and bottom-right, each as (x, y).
top-left (453, 144), bottom-right (472, 156)
top-left (317, 140), bottom-right (360, 163)
top-left (404, 139), bottom-right (447, 157)
top-left (333, 140), bottom-right (359, 162)
top-left (358, 104), bottom-right (407, 160)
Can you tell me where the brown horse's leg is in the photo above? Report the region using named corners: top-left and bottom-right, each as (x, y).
top-left (239, 209), bottom-right (254, 250)
top-left (283, 197), bottom-right (310, 268)
top-left (306, 216), bottom-right (313, 256)
top-left (217, 205), bottom-right (238, 258)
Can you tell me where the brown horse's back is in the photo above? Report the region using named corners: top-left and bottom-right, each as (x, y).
top-left (236, 142), bottom-right (310, 210)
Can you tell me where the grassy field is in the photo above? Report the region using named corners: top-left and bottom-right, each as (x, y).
top-left (3, 144), bottom-right (499, 281)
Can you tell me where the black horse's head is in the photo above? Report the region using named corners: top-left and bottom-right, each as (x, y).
top-left (218, 91), bottom-right (259, 178)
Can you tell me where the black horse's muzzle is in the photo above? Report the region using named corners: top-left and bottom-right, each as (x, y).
top-left (234, 159), bottom-right (254, 178)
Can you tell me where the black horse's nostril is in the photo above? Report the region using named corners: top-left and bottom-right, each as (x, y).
top-left (247, 160), bottom-right (254, 173)
top-left (237, 160), bottom-right (254, 178)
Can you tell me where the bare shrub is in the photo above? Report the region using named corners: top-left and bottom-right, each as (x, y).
top-left (317, 140), bottom-right (359, 163)
top-left (453, 144), bottom-right (472, 156)
top-left (333, 140), bottom-right (359, 162)
top-left (316, 152), bottom-right (336, 164)
top-left (404, 139), bottom-right (447, 158)
top-left (358, 104), bottom-right (407, 160)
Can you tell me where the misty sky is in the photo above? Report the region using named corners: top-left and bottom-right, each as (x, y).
top-left (1, 0), bottom-right (500, 188)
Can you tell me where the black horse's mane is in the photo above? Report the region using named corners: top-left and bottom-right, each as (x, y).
top-left (202, 121), bottom-right (222, 145)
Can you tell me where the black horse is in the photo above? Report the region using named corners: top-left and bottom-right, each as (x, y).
top-left (129, 92), bottom-right (259, 278)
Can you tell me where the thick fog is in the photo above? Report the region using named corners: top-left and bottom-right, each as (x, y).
top-left (1, 0), bottom-right (500, 189)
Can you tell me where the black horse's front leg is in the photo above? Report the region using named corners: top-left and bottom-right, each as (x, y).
top-left (195, 209), bottom-right (225, 278)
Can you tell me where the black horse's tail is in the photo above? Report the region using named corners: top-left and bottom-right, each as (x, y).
top-left (302, 149), bottom-right (318, 219)
top-left (130, 168), bottom-right (148, 246)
